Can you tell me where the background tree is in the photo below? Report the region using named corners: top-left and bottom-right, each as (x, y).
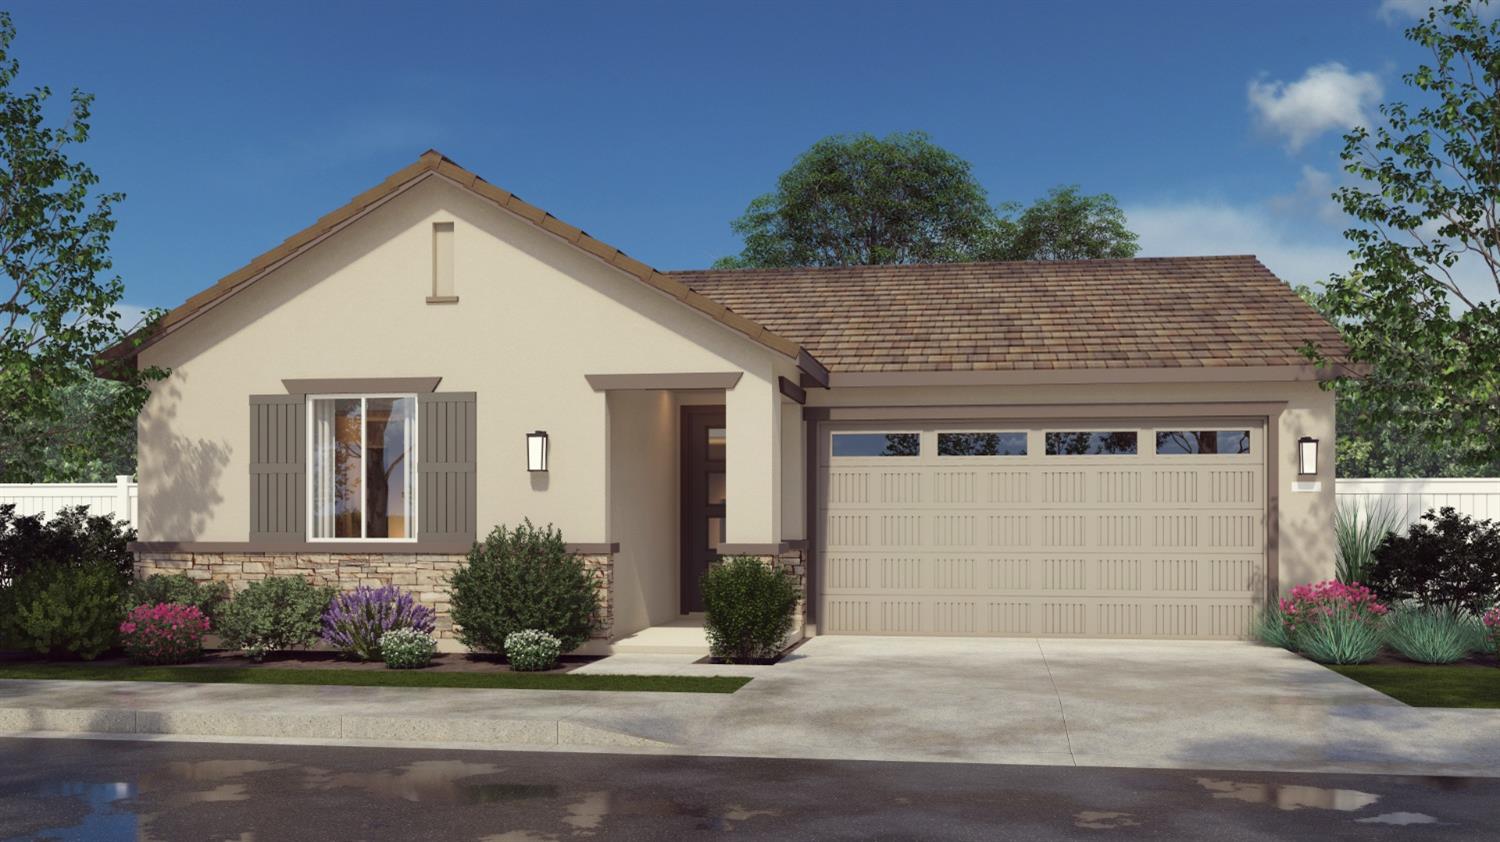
top-left (717, 132), bottom-right (1138, 268)
top-left (1308, 0), bottom-right (1500, 474)
top-left (0, 12), bottom-right (162, 482)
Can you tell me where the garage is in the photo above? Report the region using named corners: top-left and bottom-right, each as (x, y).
top-left (818, 419), bottom-right (1267, 639)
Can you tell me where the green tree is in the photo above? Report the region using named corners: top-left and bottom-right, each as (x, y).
top-left (717, 132), bottom-right (1139, 268)
top-left (3, 369), bottom-right (139, 481)
top-left (1308, 1), bottom-right (1500, 473)
top-left (0, 13), bottom-right (162, 482)
top-left (987, 185), bottom-right (1139, 261)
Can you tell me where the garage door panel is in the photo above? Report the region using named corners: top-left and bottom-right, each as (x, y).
top-left (820, 418), bottom-right (1267, 640)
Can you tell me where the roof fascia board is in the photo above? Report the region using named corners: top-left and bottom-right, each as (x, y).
top-left (825, 365), bottom-right (1343, 388)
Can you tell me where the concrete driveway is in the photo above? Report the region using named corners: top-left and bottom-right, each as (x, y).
top-left (574, 636), bottom-right (1500, 775)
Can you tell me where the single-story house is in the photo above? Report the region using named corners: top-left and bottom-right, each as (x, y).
top-left (104, 150), bottom-right (1351, 652)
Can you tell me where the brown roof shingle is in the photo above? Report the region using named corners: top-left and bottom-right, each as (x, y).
top-left (674, 256), bottom-right (1349, 373)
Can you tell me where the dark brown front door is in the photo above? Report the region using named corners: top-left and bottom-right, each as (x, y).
top-left (680, 406), bottom-right (726, 613)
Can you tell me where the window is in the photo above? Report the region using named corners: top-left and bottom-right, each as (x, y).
top-left (1044, 431), bottom-right (1137, 456)
top-left (1155, 430), bottom-right (1251, 455)
top-left (831, 432), bottom-right (920, 457)
top-left (938, 432), bottom-right (1027, 456)
top-left (310, 395), bottom-right (416, 540)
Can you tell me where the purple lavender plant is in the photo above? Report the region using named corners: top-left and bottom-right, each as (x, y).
top-left (321, 585), bottom-right (436, 661)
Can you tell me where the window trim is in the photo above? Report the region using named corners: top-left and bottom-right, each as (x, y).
top-left (305, 392), bottom-right (419, 543)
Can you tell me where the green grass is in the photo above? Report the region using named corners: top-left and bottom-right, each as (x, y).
top-left (1330, 664), bottom-right (1500, 708)
top-left (0, 663), bottom-right (750, 694)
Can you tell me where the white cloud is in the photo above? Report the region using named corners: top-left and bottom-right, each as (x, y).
top-left (1376, 0), bottom-right (1431, 21)
top-left (1268, 166), bottom-right (1346, 225)
top-left (1248, 63), bottom-right (1382, 151)
top-left (1126, 200), bottom-right (1352, 287)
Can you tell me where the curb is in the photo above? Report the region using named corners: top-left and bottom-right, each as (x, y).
top-left (0, 706), bottom-right (672, 750)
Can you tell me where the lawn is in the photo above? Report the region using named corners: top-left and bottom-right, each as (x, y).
top-left (1329, 664), bottom-right (1500, 709)
top-left (0, 663), bottom-right (750, 694)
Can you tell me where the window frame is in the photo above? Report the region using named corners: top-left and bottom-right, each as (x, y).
top-left (1152, 428), bottom-right (1256, 457)
top-left (305, 392), bottom-right (419, 543)
top-left (1042, 430), bottom-right (1140, 457)
top-left (936, 431), bottom-right (1029, 458)
top-left (830, 431), bottom-right (922, 458)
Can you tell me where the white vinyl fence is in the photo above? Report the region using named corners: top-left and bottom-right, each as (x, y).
top-left (0, 475), bottom-right (138, 525)
top-left (1335, 478), bottom-right (1500, 527)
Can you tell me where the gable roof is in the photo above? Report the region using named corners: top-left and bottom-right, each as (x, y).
top-left (672, 256), bottom-right (1350, 373)
top-left (100, 150), bottom-right (807, 371)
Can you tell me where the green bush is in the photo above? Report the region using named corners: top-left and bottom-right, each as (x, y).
top-left (504, 628), bottom-right (561, 671)
top-left (1334, 496), bottom-right (1405, 585)
top-left (379, 628), bottom-right (436, 670)
top-left (2, 559), bottom-right (125, 660)
top-left (0, 504), bottom-right (135, 586)
top-left (1366, 507), bottom-right (1500, 613)
top-left (448, 521), bottom-right (599, 655)
top-left (129, 574), bottom-right (230, 622)
top-left (1253, 605), bottom-right (1293, 650)
top-left (1292, 605), bottom-right (1384, 665)
top-left (216, 577), bottom-right (335, 661)
top-left (702, 556), bottom-right (799, 662)
top-left (1383, 604), bottom-right (1480, 664)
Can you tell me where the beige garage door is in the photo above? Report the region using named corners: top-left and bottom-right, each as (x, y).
top-left (819, 420), bottom-right (1267, 639)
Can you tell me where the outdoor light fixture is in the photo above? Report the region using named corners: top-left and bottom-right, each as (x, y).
top-left (1298, 436), bottom-right (1318, 477)
top-left (527, 431), bottom-right (549, 472)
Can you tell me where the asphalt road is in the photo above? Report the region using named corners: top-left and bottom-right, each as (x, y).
top-left (0, 737), bottom-right (1495, 841)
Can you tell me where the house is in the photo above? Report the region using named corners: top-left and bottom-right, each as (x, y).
top-left (104, 151), bottom-right (1350, 652)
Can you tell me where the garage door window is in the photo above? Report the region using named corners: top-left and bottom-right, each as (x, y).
top-left (832, 432), bottom-right (919, 457)
top-left (938, 432), bottom-right (1027, 456)
top-left (1155, 430), bottom-right (1251, 455)
top-left (1044, 431), bottom-right (1137, 456)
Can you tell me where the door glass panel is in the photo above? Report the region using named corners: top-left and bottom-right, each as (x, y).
top-left (1044, 431), bottom-right (1138, 455)
top-left (364, 397), bottom-right (415, 538)
top-left (707, 427), bottom-right (726, 461)
top-left (832, 432), bottom-right (920, 457)
top-left (312, 397), bottom-right (364, 538)
top-left (938, 432), bottom-right (1027, 456)
top-left (1155, 430), bottom-right (1251, 455)
top-left (707, 516), bottom-right (725, 552)
top-left (707, 472), bottom-right (726, 505)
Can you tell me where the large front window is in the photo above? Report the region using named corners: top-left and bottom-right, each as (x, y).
top-left (310, 395), bottom-right (416, 540)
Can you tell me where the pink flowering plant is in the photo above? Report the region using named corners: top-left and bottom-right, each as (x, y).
top-left (1483, 606), bottom-right (1500, 654)
top-left (1278, 580), bottom-right (1388, 637)
top-left (119, 602), bottom-right (211, 665)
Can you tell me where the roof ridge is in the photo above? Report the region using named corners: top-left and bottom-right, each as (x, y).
top-left (667, 254), bottom-right (1266, 275)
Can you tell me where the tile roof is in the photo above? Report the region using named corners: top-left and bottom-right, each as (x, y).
top-left (674, 256), bottom-right (1349, 373)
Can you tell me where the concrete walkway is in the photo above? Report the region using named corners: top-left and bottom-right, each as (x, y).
top-left (4, 637), bottom-right (1498, 776)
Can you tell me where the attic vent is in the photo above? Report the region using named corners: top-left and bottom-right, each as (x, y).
top-left (428, 221), bottom-right (457, 303)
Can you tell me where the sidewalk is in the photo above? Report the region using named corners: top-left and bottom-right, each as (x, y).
top-left (4, 637), bottom-right (1499, 777)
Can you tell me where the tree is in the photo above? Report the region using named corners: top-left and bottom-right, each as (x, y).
top-left (0, 13), bottom-right (162, 482)
top-left (1308, 1), bottom-right (1500, 473)
top-left (986, 185), bottom-right (1139, 261)
top-left (716, 132), bottom-right (1139, 268)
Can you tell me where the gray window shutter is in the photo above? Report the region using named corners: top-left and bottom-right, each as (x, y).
top-left (418, 392), bottom-right (477, 544)
top-left (249, 394), bottom-right (306, 542)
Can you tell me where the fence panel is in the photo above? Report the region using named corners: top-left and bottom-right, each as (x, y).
top-left (0, 476), bottom-right (138, 524)
top-left (1335, 478), bottom-right (1500, 526)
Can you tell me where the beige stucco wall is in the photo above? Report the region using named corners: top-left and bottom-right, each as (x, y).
top-left (606, 389), bottom-right (679, 635)
top-left (803, 378), bottom-right (1338, 591)
top-left (137, 174), bottom-right (790, 546)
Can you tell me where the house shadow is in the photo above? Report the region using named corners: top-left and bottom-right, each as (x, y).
top-left (137, 372), bottom-right (228, 540)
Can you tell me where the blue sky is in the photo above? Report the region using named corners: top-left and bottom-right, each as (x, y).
top-left (8, 0), bottom-right (1454, 320)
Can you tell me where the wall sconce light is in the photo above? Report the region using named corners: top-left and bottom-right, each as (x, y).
top-left (527, 431), bottom-right (549, 472)
top-left (1297, 436), bottom-right (1318, 477)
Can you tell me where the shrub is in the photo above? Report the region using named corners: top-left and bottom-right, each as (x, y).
top-left (1334, 496), bottom-right (1405, 585)
top-left (321, 585), bottom-right (435, 661)
top-left (1253, 605), bottom-right (1293, 650)
top-left (1383, 604), bottom-right (1480, 664)
top-left (1483, 606), bottom-right (1500, 654)
top-left (448, 521), bottom-right (599, 655)
top-left (1366, 507), bottom-right (1500, 613)
top-left (504, 629), bottom-right (561, 671)
top-left (120, 603), bottom-right (211, 665)
top-left (379, 628), bottom-right (436, 670)
top-left (702, 556), bottom-right (799, 663)
top-left (1278, 580), bottom-right (1388, 639)
top-left (1292, 604), bottom-right (1384, 664)
top-left (216, 576), bottom-right (335, 661)
top-left (2, 559), bottom-right (125, 660)
top-left (129, 574), bottom-right (230, 622)
top-left (0, 504), bottom-right (135, 586)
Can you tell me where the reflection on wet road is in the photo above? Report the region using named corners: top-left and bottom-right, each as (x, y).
top-left (1, 737), bottom-right (1494, 840)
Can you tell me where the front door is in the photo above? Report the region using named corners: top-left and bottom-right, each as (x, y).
top-left (680, 406), bottom-right (726, 613)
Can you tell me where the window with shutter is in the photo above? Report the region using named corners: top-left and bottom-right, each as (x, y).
top-left (418, 392), bottom-right (477, 543)
top-left (248, 395), bottom-right (306, 541)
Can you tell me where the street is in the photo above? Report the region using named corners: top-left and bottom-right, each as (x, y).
top-left (0, 737), bottom-right (1493, 840)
